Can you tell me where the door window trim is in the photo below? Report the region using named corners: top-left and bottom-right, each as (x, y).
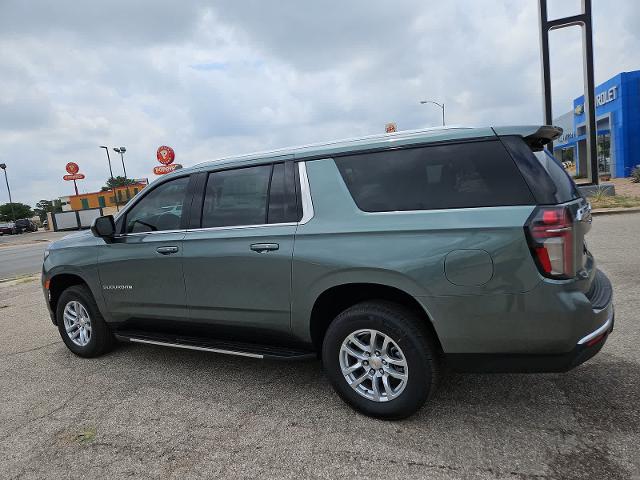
top-left (297, 161), bottom-right (314, 225)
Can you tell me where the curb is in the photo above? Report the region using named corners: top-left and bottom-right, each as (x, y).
top-left (0, 239), bottom-right (51, 248)
top-left (592, 206), bottom-right (640, 215)
top-left (0, 273), bottom-right (40, 285)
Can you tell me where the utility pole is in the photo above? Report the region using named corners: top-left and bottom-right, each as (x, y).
top-left (99, 146), bottom-right (119, 211)
top-left (114, 147), bottom-right (128, 179)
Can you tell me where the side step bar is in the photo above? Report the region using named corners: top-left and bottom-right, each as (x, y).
top-left (115, 332), bottom-right (316, 361)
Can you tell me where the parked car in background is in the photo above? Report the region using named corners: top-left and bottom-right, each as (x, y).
top-left (15, 219), bottom-right (38, 233)
top-left (0, 222), bottom-right (18, 235)
top-left (42, 125), bottom-right (613, 419)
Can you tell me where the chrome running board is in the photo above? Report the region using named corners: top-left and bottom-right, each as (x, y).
top-left (115, 331), bottom-right (315, 360)
top-left (128, 337), bottom-right (264, 359)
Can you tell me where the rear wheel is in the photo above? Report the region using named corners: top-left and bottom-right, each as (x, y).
top-left (322, 301), bottom-right (439, 420)
top-left (56, 285), bottom-right (114, 358)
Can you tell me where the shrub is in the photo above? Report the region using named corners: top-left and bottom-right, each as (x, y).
top-left (631, 165), bottom-right (640, 183)
top-left (589, 186), bottom-right (608, 202)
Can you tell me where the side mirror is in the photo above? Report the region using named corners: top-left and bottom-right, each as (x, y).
top-left (91, 215), bottom-right (116, 238)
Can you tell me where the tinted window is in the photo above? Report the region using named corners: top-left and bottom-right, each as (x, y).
top-left (125, 176), bottom-right (189, 233)
top-left (500, 136), bottom-right (580, 204)
top-left (202, 165), bottom-right (271, 228)
top-left (334, 141), bottom-right (534, 212)
top-left (533, 150), bottom-right (581, 203)
top-left (268, 162), bottom-right (300, 223)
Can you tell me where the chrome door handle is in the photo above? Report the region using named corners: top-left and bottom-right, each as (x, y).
top-left (156, 246), bottom-right (179, 255)
top-left (250, 243), bottom-right (279, 253)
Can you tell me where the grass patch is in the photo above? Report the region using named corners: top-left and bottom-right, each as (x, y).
top-left (73, 427), bottom-right (97, 444)
top-left (589, 194), bottom-right (640, 209)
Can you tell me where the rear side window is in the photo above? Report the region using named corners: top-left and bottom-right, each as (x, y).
top-left (202, 165), bottom-right (271, 228)
top-left (500, 136), bottom-right (581, 204)
top-left (268, 162), bottom-right (299, 224)
top-left (533, 150), bottom-right (581, 203)
top-left (334, 140), bottom-right (534, 212)
top-left (201, 162), bottom-right (299, 228)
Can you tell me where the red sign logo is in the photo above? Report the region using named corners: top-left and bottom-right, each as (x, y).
top-left (156, 146), bottom-right (175, 165)
top-left (66, 162), bottom-right (80, 174)
top-left (63, 173), bottom-right (85, 181)
top-left (153, 164), bottom-right (182, 175)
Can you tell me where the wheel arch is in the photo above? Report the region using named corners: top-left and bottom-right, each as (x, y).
top-left (309, 283), bottom-right (443, 354)
top-left (48, 273), bottom-right (90, 324)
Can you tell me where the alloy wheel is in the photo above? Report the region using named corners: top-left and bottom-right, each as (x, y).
top-left (63, 300), bottom-right (92, 347)
top-left (339, 329), bottom-right (408, 402)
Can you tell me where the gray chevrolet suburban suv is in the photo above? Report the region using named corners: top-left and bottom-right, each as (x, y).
top-left (42, 126), bottom-right (613, 419)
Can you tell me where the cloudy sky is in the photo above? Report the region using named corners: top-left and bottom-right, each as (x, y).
top-left (1, 0), bottom-right (639, 207)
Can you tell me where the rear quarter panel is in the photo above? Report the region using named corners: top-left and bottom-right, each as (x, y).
top-left (291, 159), bottom-right (540, 345)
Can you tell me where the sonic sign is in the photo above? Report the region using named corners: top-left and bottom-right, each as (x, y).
top-left (154, 146), bottom-right (182, 175)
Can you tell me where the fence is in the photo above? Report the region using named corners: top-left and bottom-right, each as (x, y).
top-left (47, 208), bottom-right (104, 232)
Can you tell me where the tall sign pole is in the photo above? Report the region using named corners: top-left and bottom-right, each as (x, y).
top-left (538, 0), bottom-right (598, 185)
top-left (64, 162), bottom-right (85, 197)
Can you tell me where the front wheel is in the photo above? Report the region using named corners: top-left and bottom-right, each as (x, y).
top-left (56, 285), bottom-right (114, 358)
top-left (322, 301), bottom-right (440, 420)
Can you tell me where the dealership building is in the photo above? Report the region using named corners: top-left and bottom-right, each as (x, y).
top-left (553, 70), bottom-right (640, 179)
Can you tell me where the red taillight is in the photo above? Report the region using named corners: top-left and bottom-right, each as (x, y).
top-left (525, 207), bottom-right (574, 279)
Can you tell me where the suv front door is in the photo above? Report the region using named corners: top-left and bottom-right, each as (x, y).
top-left (97, 175), bottom-right (191, 323)
top-left (182, 161), bottom-right (300, 337)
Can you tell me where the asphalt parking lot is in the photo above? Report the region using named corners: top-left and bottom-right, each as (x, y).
top-left (0, 214), bottom-right (638, 479)
top-left (0, 230), bottom-right (69, 280)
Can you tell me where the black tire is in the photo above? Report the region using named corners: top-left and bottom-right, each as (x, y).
top-left (56, 285), bottom-right (114, 358)
top-left (322, 300), bottom-right (440, 420)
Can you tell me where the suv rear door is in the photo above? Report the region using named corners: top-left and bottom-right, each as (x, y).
top-left (181, 160), bottom-right (300, 336)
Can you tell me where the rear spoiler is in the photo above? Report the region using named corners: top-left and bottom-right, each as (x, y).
top-left (492, 125), bottom-right (563, 151)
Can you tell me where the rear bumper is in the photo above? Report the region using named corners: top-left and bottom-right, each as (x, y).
top-left (446, 307), bottom-right (614, 373)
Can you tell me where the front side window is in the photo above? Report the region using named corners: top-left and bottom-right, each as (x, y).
top-left (334, 140), bottom-right (535, 212)
top-left (125, 176), bottom-right (189, 233)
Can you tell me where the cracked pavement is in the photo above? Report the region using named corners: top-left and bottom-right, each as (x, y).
top-left (0, 213), bottom-right (639, 479)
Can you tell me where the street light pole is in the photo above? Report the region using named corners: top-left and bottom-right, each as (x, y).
top-left (0, 163), bottom-right (15, 221)
top-left (99, 146), bottom-right (119, 212)
top-left (113, 147), bottom-right (128, 179)
top-left (420, 100), bottom-right (446, 126)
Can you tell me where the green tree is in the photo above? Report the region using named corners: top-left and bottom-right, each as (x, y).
top-left (0, 202), bottom-right (34, 221)
top-left (101, 176), bottom-right (137, 191)
top-left (34, 199), bottom-right (62, 222)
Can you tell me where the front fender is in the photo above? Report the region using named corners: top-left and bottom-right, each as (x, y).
top-left (43, 242), bottom-right (111, 324)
